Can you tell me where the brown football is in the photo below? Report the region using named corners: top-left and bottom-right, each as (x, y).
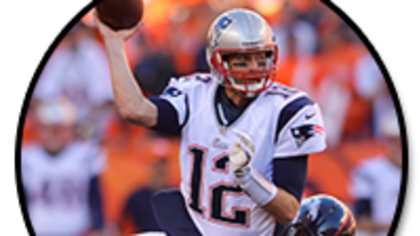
top-left (96, 0), bottom-right (143, 31)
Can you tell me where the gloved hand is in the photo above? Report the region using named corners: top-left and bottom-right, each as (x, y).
top-left (229, 130), bottom-right (278, 207)
top-left (229, 130), bottom-right (254, 177)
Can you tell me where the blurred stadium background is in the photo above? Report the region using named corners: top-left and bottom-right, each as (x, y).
top-left (20, 0), bottom-right (401, 235)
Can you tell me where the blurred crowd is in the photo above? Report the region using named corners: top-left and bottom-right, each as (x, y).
top-left (20, 0), bottom-right (402, 235)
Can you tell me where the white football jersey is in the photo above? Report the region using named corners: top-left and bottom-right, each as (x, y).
top-left (160, 73), bottom-right (326, 236)
top-left (21, 141), bottom-right (106, 236)
top-left (349, 157), bottom-right (401, 236)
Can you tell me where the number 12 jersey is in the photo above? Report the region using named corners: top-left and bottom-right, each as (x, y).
top-left (159, 74), bottom-right (326, 236)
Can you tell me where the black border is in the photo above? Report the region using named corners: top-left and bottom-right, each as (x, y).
top-left (14, 0), bottom-right (99, 236)
top-left (322, 0), bottom-right (406, 235)
top-left (14, 0), bottom-right (406, 235)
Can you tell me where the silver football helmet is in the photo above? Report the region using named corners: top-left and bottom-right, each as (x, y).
top-left (206, 9), bottom-right (278, 96)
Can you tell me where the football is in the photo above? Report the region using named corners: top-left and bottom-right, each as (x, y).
top-left (96, 0), bottom-right (143, 31)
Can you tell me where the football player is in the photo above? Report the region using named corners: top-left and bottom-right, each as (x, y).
top-left (21, 96), bottom-right (108, 236)
top-left (281, 195), bottom-right (356, 236)
top-left (349, 110), bottom-right (402, 236)
top-left (96, 8), bottom-right (326, 236)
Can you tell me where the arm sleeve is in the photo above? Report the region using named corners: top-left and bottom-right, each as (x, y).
top-left (88, 175), bottom-right (105, 230)
top-left (274, 96), bottom-right (326, 158)
top-left (147, 77), bottom-right (192, 135)
top-left (159, 78), bottom-right (190, 125)
top-left (272, 155), bottom-right (308, 201)
top-left (149, 97), bottom-right (182, 136)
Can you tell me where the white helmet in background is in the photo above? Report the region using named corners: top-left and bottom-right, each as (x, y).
top-left (36, 96), bottom-right (77, 126)
top-left (34, 96), bottom-right (78, 154)
top-left (206, 9), bottom-right (278, 96)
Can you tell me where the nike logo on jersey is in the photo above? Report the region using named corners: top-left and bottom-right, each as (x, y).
top-left (305, 113), bottom-right (316, 120)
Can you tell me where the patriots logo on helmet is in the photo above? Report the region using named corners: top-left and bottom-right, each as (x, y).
top-left (211, 16), bottom-right (233, 47)
top-left (215, 16), bottom-right (233, 30)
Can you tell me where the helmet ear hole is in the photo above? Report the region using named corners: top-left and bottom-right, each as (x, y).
top-left (221, 54), bottom-right (230, 61)
top-left (265, 51), bottom-right (273, 58)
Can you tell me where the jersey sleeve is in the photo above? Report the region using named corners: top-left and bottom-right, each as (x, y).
top-left (273, 96), bottom-right (326, 158)
top-left (86, 143), bottom-right (107, 176)
top-left (349, 162), bottom-right (373, 199)
top-left (158, 77), bottom-right (190, 127)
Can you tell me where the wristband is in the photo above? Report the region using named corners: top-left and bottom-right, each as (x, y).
top-left (235, 166), bottom-right (278, 206)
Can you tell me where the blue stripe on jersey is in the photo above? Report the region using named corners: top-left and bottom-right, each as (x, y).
top-left (275, 96), bottom-right (314, 143)
top-left (149, 97), bottom-right (182, 136)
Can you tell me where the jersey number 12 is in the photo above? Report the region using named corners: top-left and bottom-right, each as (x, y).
top-left (188, 146), bottom-right (249, 227)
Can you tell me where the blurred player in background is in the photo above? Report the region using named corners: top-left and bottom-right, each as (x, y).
top-left (34, 22), bottom-right (115, 141)
top-left (118, 158), bottom-right (170, 234)
top-left (281, 194), bottom-right (355, 236)
top-left (97, 7), bottom-right (326, 236)
top-left (21, 96), bottom-right (110, 236)
top-left (349, 110), bottom-right (402, 236)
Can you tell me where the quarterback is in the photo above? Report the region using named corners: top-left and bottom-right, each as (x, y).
top-left (97, 9), bottom-right (326, 236)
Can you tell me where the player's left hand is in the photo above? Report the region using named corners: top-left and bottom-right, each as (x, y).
top-left (230, 130), bottom-right (254, 177)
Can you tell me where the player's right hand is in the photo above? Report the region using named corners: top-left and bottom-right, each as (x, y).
top-left (229, 130), bottom-right (254, 177)
top-left (94, 12), bottom-right (142, 42)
